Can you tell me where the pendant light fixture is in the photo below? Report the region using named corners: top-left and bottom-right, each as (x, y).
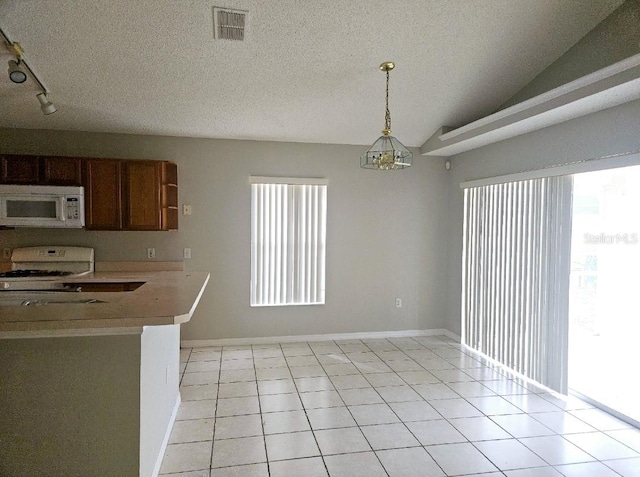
top-left (360, 62), bottom-right (412, 170)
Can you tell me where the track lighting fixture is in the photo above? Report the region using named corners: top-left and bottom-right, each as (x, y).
top-left (1, 26), bottom-right (57, 115)
top-left (8, 59), bottom-right (27, 83)
top-left (36, 92), bottom-right (57, 115)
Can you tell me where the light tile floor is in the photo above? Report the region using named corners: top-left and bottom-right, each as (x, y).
top-left (159, 335), bottom-right (640, 476)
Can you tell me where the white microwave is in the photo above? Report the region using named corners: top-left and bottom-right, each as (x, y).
top-left (0, 185), bottom-right (85, 228)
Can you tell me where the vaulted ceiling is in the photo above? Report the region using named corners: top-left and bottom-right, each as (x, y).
top-left (0, 0), bottom-right (624, 147)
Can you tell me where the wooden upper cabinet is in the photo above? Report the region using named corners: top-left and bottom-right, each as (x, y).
top-left (84, 158), bottom-right (177, 231)
top-left (43, 156), bottom-right (82, 185)
top-left (1, 155), bottom-right (81, 185)
top-left (83, 159), bottom-right (123, 230)
top-left (0, 154), bottom-right (177, 231)
top-left (1, 155), bottom-right (40, 184)
top-left (124, 161), bottom-right (162, 231)
top-left (123, 160), bottom-right (178, 231)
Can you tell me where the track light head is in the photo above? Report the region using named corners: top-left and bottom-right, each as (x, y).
top-left (36, 92), bottom-right (57, 115)
top-left (8, 60), bottom-right (27, 83)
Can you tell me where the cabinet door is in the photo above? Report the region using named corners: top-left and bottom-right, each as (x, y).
top-left (124, 161), bottom-right (162, 230)
top-left (84, 159), bottom-right (122, 230)
top-left (1, 155), bottom-right (40, 184)
top-left (43, 156), bottom-right (82, 185)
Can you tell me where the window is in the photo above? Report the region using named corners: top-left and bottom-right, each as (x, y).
top-left (250, 177), bottom-right (327, 306)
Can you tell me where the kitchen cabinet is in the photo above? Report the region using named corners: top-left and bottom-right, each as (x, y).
top-left (83, 158), bottom-right (123, 230)
top-left (0, 154), bottom-right (177, 231)
top-left (124, 161), bottom-right (161, 230)
top-left (123, 160), bottom-right (178, 231)
top-left (1, 155), bottom-right (82, 185)
top-left (1, 155), bottom-right (40, 183)
top-left (43, 156), bottom-right (82, 185)
top-left (84, 158), bottom-right (178, 231)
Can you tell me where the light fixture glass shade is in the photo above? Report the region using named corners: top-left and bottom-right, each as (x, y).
top-left (8, 60), bottom-right (27, 83)
top-left (360, 133), bottom-right (413, 170)
top-left (36, 92), bottom-right (57, 115)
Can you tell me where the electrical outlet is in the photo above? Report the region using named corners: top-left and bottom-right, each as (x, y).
top-left (2, 248), bottom-right (10, 259)
top-left (183, 204), bottom-right (192, 216)
top-left (147, 248), bottom-right (156, 259)
top-left (395, 298), bottom-right (402, 308)
top-left (183, 247), bottom-right (191, 259)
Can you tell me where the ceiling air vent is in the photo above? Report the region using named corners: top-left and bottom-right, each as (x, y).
top-left (213, 7), bottom-right (248, 41)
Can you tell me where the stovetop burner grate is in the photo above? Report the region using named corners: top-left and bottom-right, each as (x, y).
top-left (0, 269), bottom-right (75, 278)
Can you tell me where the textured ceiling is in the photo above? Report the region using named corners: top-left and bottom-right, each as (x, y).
top-left (0, 0), bottom-right (624, 147)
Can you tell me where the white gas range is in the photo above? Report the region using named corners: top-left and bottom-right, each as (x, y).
top-left (0, 246), bottom-right (94, 291)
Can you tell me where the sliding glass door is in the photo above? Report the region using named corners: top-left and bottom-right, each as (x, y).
top-left (461, 157), bottom-right (640, 424)
top-left (569, 165), bottom-right (640, 425)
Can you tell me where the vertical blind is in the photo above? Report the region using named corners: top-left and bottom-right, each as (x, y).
top-left (462, 175), bottom-right (573, 393)
top-left (250, 178), bottom-right (327, 307)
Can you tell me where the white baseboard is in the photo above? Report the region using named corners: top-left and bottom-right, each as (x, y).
top-left (151, 393), bottom-right (181, 477)
top-left (441, 329), bottom-right (461, 342)
top-left (182, 328), bottom-right (458, 348)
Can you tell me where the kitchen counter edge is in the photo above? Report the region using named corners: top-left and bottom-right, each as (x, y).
top-left (0, 271), bottom-right (210, 338)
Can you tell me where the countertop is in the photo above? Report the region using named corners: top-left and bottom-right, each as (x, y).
top-left (0, 271), bottom-right (210, 337)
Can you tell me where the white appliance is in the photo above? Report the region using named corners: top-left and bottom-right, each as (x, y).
top-left (0, 246), bottom-right (94, 291)
top-left (0, 185), bottom-right (85, 228)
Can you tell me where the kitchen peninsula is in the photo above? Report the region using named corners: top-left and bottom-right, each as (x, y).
top-left (0, 270), bottom-right (209, 477)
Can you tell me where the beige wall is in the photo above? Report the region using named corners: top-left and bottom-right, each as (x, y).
top-left (0, 334), bottom-right (141, 476)
top-left (0, 129), bottom-right (450, 339)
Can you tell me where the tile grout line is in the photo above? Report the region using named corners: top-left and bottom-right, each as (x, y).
top-left (251, 344), bottom-right (272, 477)
top-left (178, 346), bottom-right (192, 387)
top-left (208, 346), bottom-right (223, 476)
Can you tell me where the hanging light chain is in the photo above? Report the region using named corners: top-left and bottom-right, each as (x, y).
top-left (384, 69), bottom-right (391, 133)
